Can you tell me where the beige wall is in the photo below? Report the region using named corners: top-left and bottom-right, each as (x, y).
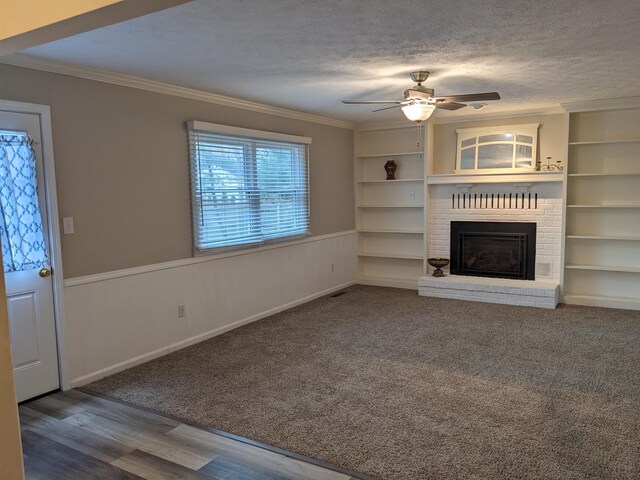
top-left (431, 113), bottom-right (565, 174)
top-left (0, 64), bottom-right (354, 278)
top-left (0, 282), bottom-right (24, 480)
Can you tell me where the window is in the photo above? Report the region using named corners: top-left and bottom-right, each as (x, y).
top-left (188, 121), bottom-right (310, 254)
top-left (0, 131), bottom-right (50, 272)
top-left (455, 124), bottom-right (539, 174)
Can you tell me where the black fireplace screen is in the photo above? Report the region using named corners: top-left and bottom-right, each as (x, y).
top-left (450, 221), bottom-right (536, 280)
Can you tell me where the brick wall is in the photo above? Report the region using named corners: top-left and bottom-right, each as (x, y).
top-left (428, 183), bottom-right (563, 280)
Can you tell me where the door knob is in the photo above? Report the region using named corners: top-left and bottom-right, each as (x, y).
top-left (39, 267), bottom-right (52, 278)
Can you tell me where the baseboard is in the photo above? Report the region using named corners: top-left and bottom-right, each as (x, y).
top-left (70, 280), bottom-right (356, 387)
top-left (357, 277), bottom-right (419, 290)
top-left (562, 293), bottom-right (640, 311)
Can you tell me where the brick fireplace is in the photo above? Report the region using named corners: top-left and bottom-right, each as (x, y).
top-left (419, 181), bottom-right (562, 308)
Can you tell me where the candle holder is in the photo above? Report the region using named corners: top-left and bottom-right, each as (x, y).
top-left (539, 156), bottom-right (563, 171)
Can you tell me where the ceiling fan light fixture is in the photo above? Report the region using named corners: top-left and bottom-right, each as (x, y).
top-left (470, 103), bottom-right (487, 111)
top-left (401, 102), bottom-right (435, 123)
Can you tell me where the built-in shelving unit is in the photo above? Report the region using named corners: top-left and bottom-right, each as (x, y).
top-left (566, 235), bottom-right (640, 241)
top-left (566, 204), bottom-right (640, 208)
top-left (354, 125), bottom-right (426, 289)
top-left (357, 179), bottom-right (423, 184)
top-left (568, 172), bottom-right (640, 177)
top-left (563, 106), bottom-right (640, 310)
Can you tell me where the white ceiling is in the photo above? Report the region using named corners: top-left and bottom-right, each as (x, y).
top-left (14, 0), bottom-right (640, 123)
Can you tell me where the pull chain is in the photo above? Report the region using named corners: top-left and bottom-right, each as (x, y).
top-left (416, 122), bottom-right (421, 149)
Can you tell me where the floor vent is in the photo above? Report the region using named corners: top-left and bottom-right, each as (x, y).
top-left (330, 291), bottom-right (347, 298)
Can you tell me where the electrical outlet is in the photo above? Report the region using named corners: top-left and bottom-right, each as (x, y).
top-left (178, 304), bottom-right (186, 318)
top-left (409, 191), bottom-right (416, 200)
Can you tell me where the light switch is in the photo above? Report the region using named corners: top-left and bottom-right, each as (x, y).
top-left (62, 217), bottom-right (74, 234)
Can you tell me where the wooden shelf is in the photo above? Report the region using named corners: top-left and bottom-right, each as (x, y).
top-left (566, 235), bottom-right (640, 241)
top-left (357, 204), bottom-right (423, 208)
top-left (357, 151), bottom-right (423, 158)
top-left (569, 139), bottom-right (640, 145)
top-left (567, 204), bottom-right (640, 209)
top-left (358, 228), bottom-right (423, 234)
top-left (565, 264), bottom-right (640, 273)
top-left (358, 252), bottom-right (423, 260)
top-left (427, 172), bottom-right (563, 184)
top-left (568, 172), bottom-right (640, 177)
top-left (357, 178), bottom-right (423, 184)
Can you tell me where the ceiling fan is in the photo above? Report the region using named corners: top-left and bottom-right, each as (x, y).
top-left (342, 71), bottom-right (501, 123)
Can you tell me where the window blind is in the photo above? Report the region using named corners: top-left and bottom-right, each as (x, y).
top-left (188, 122), bottom-right (310, 254)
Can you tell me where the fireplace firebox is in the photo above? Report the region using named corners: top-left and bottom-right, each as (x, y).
top-left (450, 221), bottom-right (536, 280)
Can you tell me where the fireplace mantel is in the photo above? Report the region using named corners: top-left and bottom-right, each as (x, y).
top-left (427, 172), bottom-right (563, 185)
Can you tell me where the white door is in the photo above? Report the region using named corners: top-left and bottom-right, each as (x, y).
top-left (0, 110), bottom-right (59, 402)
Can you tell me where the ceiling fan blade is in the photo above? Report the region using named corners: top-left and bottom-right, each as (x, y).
top-left (434, 92), bottom-right (501, 103)
top-left (372, 105), bottom-right (403, 112)
top-left (436, 102), bottom-right (467, 111)
top-left (342, 100), bottom-right (403, 105)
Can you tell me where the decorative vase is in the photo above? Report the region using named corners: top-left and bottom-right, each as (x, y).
top-left (384, 160), bottom-right (397, 180)
top-left (428, 257), bottom-right (450, 277)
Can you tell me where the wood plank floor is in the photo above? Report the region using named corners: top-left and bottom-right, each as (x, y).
top-left (19, 390), bottom-right (369, 480)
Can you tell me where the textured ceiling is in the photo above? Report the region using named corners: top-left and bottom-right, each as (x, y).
top-left (15, 0), bottom-right (640, 123)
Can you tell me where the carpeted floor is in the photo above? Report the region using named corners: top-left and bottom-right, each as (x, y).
top-left (86, 285), bottom-right (640, 479)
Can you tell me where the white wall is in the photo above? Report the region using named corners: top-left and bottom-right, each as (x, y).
top-left (65, 231), bottom-right (357, 386)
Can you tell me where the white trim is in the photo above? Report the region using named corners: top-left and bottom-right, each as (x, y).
top-left (0, 99), bottom-right (70, 390)
top-left (0, 54), bottom-right (353, 130)
top-left (562, 96), bottom-right (640, 113)
top-left (454, 123), bottom-right (539, 174)
top-left (427, 172), bottom-right (563, 184)
top-left (455, 123), bottom-right (540, 136)
top-left (70, 279), bottom-right (356, 387)
top-left (355, 120), bottom-right (417, 131)
top-left (432, 106), bottom-right (565, 124)
top-left (189, 120), bottom-right (312, 144)
top-left (354, 106), bottom-right (565, 130)
top-left (64, 230), bottom-right (356, 287)
top-left (562, 293), bottom-right (640, 311)
top-left (357, 276), bottom-right (419, 290)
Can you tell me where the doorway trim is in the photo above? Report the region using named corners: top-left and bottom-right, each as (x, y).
top-left (0, 99), bottom-right (69, 391)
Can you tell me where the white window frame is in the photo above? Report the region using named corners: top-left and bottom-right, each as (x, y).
top-left (455, 123), bottom-right (539, 174)
top-left (187, 121), bottom-right (311, 256)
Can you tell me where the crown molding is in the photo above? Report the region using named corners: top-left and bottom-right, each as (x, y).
top-left (561, 96), bottom-right (640, 113)
top-left (355, 119), bottom-right (414, 131)
top-left (430, 105), bottom-right (565, 125)
top-left (0, 54), bottom-right (354, 130)
top-left (354, 105), bottom-right (565, 131)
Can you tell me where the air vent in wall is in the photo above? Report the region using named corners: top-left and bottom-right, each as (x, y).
top-left (536, 262), bottom-right (552, 278)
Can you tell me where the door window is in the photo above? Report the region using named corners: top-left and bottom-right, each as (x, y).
top-left (0, 132), bottom-right (50, 272)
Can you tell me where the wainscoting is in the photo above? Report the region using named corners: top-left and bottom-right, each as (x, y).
top-left (64, 231), bottom-right (357, 386)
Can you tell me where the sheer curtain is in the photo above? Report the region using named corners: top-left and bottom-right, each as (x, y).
top-left (0, 134), bottom-right (49, 272)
